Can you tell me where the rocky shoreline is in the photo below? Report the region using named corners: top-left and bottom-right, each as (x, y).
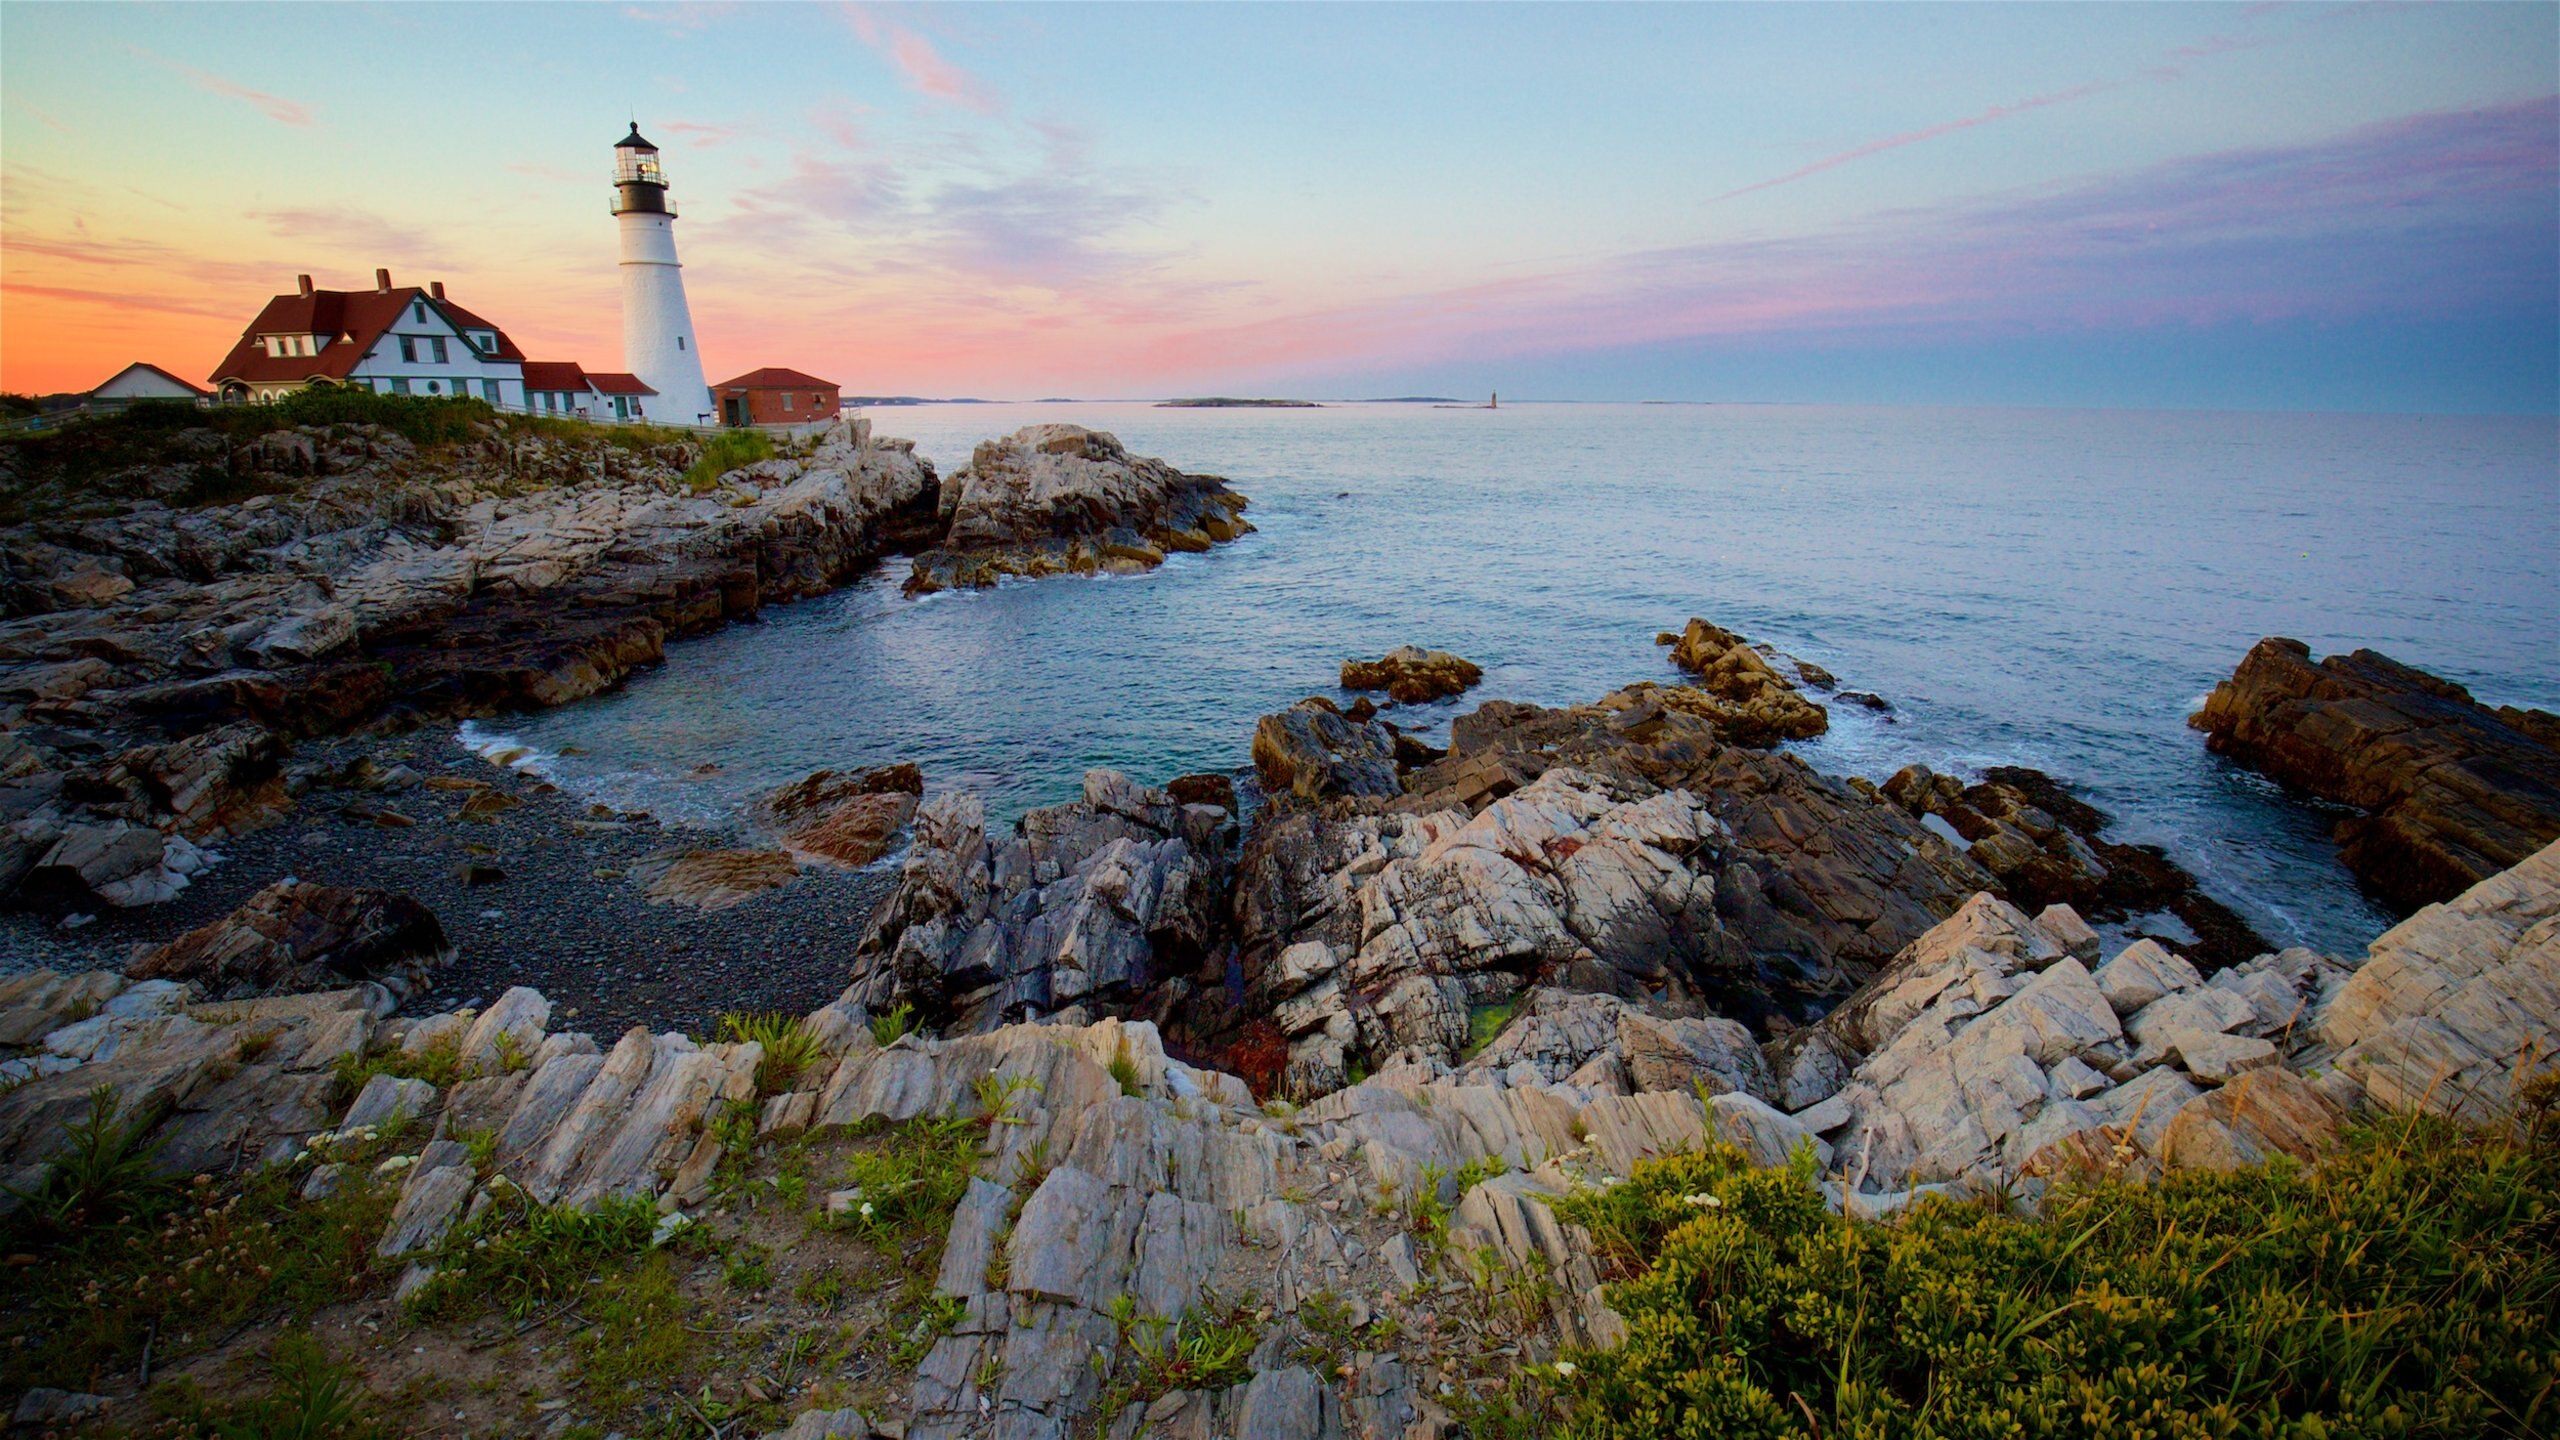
top-left (3, 399), bottom-right (2555, 1438)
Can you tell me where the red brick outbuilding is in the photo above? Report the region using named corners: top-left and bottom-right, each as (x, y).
top-left (713, 368), bottom-right (840, 427)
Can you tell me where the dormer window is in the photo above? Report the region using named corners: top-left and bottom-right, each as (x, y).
top-left (413, 300), bottom-right (429, 324)
top-left (262, 335), bottom-right (321, 358)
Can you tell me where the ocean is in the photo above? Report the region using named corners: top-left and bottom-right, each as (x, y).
top-left (470, 401), bottom-right (2560, 955)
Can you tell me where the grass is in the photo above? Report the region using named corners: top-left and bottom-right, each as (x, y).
top-left (1089, 1292), bottom-right (1260, 1427)
top-left (3, 1085), bottom-right (171, 1233)
top-left (142, 1329), bottom-right (395, 1440)
top-left (1462, 999), bottom-right (1519, 1061)
top-left (718, 1011), bottom-right (825, 1096)
top-left (1498, 1111), bottom-right (2560, 1439)
top-left (0, 1133), bottom-right (401, 1398)
top-left (827, 1115), bottom-right (979, 1247)
top-left (1107, 1037), bottom-right (1143, 1097)
top-left (681, 427), bottom-right (775, 492)
top-left (330, 1033), bottom-right (472, 1107)
top-left (407, 1191), bottom-right (660, 1322)
top-left (868, 1001), bottom-right (918, 1048)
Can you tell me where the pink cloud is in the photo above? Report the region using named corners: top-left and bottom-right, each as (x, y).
top-left (837, 5), bottom-right (1001, 115)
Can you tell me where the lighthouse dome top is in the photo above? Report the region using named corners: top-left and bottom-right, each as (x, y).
top-left (615, 122), bottom-right (657, 152)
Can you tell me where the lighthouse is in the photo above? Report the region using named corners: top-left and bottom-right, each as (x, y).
top-left (611, 123), bottom-right (711, 424)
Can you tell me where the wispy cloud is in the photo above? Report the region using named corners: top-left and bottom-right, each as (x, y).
top-left (1715, 21), bottom-right (2315, 204)
top-left (837, 4), bottom-right (1001, 115)
top-left (253, 207), bottom-right (455, 265)
top-left (1716, 79), bottom-right (2128, 203)
top-left (126, 46), bottom-right (316, 128)
top-left (1138, 97), bottom-right (2560, 384)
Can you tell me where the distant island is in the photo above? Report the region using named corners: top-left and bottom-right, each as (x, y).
top-left (844, 396), bottom-right (996, 406)
top-left (1156, 397), bottom-right (1323, 408)
top-left (1361, 396), bottom-right (1463, 403)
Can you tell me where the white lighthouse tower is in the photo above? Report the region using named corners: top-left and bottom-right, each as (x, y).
top-left (611, 123), bottom-right (711, 424)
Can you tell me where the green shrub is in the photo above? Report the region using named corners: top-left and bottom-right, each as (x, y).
top-left (1532, 1116), bottom-right (2559, 1439)
top-left (1463, 999), bottom-right (1518, 1060)
top-left (869, 1001), bottom-right (918, 1048)
top-left (830, 1116), bottom-right (978, 1246)
top-left (330, 1034), bottom-right (471, 1106)
top-left (718, 1011), bottom-right (824, 1095)
top-left (2, 1085), bottom-right (170, 1233)
top-left (408, 1192), bottom-right (659, 1321)
top-left (680, 428), bottom-right (774, 492)
top-left (1, 1156), bottom-right (397, 1394)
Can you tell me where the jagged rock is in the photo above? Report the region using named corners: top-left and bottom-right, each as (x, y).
top-left (754, 763), bottom-right (924, 869)
top-left (1658, 618), bottom-right (1828, 746)
top-left (844, 771), bottom-right (1229, 1033)
top-left (2309, 836), bottom-right (2559, 1123)
top-left (1252, 698), bottom-right (1400, 803)
top-left (129, 878), bottom-right (450, 998)
top-left (2092, 938), bottom-right (2203, 1016)
top-left (1881, 764), bottom-right (2270, 970)
top-left (2155, 1066), bottom-right (2346, 1171)
top-left (1339, 647), bottom-right (1483, 705)
top-left (2192, 637), bottom-right (2560, 910)
top-left (21, 821), bottom-right (211, 909)
top-left (905, 426), bottom-right (1251, 594)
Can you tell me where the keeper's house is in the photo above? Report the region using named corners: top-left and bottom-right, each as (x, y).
top-left (209, 269), bottom-right (529, 406)
top-left (713, 368), bottom-right (839, 427)
top-left (521, 362), bottom-right (661, 422)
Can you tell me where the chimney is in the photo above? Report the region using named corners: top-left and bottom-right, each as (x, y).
top-left (375, 268), bottom-right (392, 293)
top-left (296, 274), bottom-right (314, 298)
top-left (430, 281), bottom-right (445, 301)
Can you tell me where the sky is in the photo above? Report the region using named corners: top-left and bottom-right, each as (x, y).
top-left (3, 2), bottom-right (2555, 411)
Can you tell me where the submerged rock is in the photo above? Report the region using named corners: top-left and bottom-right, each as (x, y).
top-left (1340, 646), bottom-right (1483, 704)
top-left (2191, 637), bottom-right (2560, 910)
top-left (904, 425), bottom-right (1251, 594)
top-left (1658, 618), bottom-right (1829, 746)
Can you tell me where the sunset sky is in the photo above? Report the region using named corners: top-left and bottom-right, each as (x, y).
top-left (4, 2), bottom-right (2554, 410)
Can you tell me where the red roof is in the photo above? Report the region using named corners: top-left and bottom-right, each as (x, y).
top-left (435, 298), bottom-right (528, 361)
top-left (714, 367), bottom-right (836, 392)
top-left (208, 280), bottom-right (527, 385)
top-left (93, 362), bottom-right (210, 398)
top-left (521, 361), bottom-right (591, 393)
top-left (586, 372), bottom-right (657, 395)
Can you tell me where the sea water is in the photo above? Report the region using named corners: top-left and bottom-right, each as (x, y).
top-left (475, 401), bottom-right (2559, 954)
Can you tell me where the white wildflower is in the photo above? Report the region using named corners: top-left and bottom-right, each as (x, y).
top-left (859, 1202), bottom-right (875, 1219)
top-left (374, 1154), bottom-right (415, 1176)
top-left (1681, 1192), bottom-right (1722, 1209)
top-left (1552, 1361), bottom-right (1578, 1378)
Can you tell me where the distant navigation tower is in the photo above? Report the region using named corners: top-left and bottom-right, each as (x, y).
top-left (612, 123), bottom-right (711, 424)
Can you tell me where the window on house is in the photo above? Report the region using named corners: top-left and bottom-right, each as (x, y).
top-left (483, 379), bottom-right (500, 402)
top-left (392, 378), bottom-right (411, 395)
top-left (399, 336), bottom-right (418, 363)
top-left (413, 301), bottom-right (428, 323)
top-left (676, 336), bottom-right (685, 350)
top-left (428, 337), bottom-right (448, 364)
top-left (782, 393), bottom-right (795, 412)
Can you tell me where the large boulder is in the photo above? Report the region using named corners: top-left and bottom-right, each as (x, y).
top-left (1251, 697), bottom-right (1401, 803)
top-left (752, 762), bottom-right (923, 869)
top-left (1340, 646), bottom-right (1483, 705)
top-left (904, 426), bottom-right (1251, 594)
top-left (2191, 637), bottom-right (2560, 910)
top-left (129, 879), bottom-right (451, 1000)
